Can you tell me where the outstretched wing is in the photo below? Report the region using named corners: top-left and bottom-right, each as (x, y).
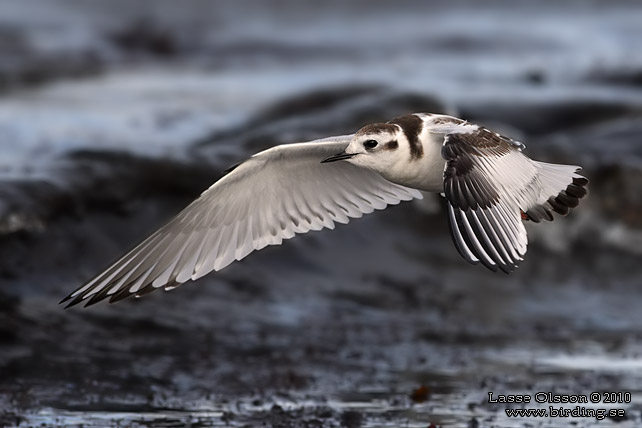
top-left (441, 127), bottom-right (587, 273)
top-left (62, 136), bottom-right (422, 307)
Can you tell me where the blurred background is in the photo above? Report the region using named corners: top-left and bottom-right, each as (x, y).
top-left (1, 1), bottom-right (641, 427)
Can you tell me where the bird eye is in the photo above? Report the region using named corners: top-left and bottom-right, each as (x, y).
top-left (364, 139), bottom-right (378, 149)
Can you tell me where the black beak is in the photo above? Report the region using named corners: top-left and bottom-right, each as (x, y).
top-left (321, 151), bottom-right (357, 163)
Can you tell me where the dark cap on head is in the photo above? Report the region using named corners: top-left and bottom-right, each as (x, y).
top-left (355, 123), bottom-right (398, 136)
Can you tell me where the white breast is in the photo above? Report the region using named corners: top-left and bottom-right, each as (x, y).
top-left (384, 130), bottom-right (445, 192)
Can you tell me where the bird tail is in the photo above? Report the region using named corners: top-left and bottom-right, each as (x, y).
top-left (523, 161), bottom-right (589, 222)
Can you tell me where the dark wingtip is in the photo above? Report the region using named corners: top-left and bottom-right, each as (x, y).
top-left (63, 294), bottom-right (86, 309)
top-left (109, 287), bottom-right (135, 304)
top-left (83, 296), bottom-right (101, 308)
top-left (566, 183), bottom-right (587, 199)
top-left (499, 265), bottom-right (513, 274)
top-left (548, 196), bottom-right (570, 216)
top-left (546, 175), bottom-right (589, 217)
top-left (573, 176), bottom-right (589, 187)
top-left (525, 174), bottom-right (588, 222)
top-left (481, 260), bottom-right (499, 273)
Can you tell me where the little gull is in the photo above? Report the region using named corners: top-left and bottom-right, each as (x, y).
top-left (62, 113), bottom-right (588, 307)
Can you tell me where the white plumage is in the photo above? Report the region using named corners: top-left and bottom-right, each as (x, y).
top-left (62, 113), bottom-right (587, 307)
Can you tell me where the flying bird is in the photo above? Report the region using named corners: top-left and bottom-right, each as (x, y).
top-left (62, 113), bottom-right (588, 308)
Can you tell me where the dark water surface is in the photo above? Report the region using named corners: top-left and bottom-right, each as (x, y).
top-left (1, 1), bottom-right (642, 427)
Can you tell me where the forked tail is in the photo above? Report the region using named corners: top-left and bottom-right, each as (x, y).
top-left (524, 161), bottom-right (588, 222)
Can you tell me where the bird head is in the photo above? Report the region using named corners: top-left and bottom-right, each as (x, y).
top-left (321, 123), bottom-right (404, 173)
